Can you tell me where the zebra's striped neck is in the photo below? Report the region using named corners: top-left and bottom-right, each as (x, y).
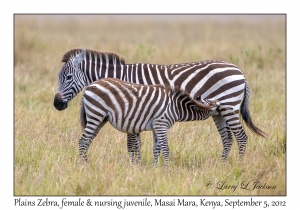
top-left (62, 48), bottom-right (127, 85)
top-left (81, 62), bottom-right (168, 86)
top-left (81, 62), bottom-right (128, 85)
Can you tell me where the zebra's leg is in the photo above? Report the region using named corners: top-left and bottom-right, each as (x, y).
top-left (79, 117), bottom-right (108, 162)
top-left (234, 129), bottom-right (248, 161)
top-left (158, 131), bottom-right (170, 167)
top-left (135, 133), bottom-right (141, 164)
top-left (220, 109), bottom-right (248, 161)
top-left (127, 133), bottom-right (136, 164)
top-left (212, 113), bottom-right (234, 161)
top-left (78, 136), bottom-right (92, 162)
top-left (153, 129), bottom-right (170, 167)
top-left (152, 132), bottom-right (161, 166)
top-left (228, 120), bottom-right (248, 161)
top-left (127, 133), bottom-right (142, 164)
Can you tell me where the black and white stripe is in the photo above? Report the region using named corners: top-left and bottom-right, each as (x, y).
top-left (79, 78), bottom-right (217, 165)
top-left (54, 48), bottom-right (265, 162)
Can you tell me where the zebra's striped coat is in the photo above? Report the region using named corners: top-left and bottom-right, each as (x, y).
top-left (79, 78), bottom-right (218, 165)
top-left (54, 48), bottom-right (265, 162)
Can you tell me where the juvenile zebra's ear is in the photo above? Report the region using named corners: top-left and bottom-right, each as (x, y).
top-left (196, 95), bottom-right (203, 103)
top-left (72, 48), bottom-right (86, 67)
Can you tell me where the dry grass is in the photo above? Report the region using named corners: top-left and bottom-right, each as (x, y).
top-left (14, 15), bottom-right (285, 195)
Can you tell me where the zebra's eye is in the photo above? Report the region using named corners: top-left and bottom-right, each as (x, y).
top-left (66, 75), bottom-right (72, 80)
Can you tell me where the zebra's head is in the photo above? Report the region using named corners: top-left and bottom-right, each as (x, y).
top-left (54, 49), bottom-right (87, 111)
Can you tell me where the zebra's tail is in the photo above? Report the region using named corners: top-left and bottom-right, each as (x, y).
top-left (176, 86), bottom-right (217, 109)
top-left (240, 81), bottom-right (266, 138)
top-left (80, 96), bottom-right (87, 130)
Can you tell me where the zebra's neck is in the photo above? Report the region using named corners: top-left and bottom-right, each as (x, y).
top-left (81, 61), bottom-right (168, 86)
top-left (81, 62), bottom-right (128, 85)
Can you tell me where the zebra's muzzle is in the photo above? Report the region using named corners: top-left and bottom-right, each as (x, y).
top-left (54, 94), bottom-right (68, 111)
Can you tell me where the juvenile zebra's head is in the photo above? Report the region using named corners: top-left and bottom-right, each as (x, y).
top-left (54, 49), bottom-right (87, 111)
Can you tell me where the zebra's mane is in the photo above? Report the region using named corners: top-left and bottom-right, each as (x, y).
top-left (168, 85), bottom-right (216, 109)
top-left (61, 48), bottom-right (126, 65)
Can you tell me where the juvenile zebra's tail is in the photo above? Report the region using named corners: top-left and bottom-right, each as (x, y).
top-left (80, 96), bottom-right (87, 130)
top-left (240, 81), bottom-right (266, 138)
top-left (175, 86), bottom-right (218, 109)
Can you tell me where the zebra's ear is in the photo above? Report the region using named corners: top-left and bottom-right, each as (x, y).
top-left (72, 49), bottom-right (86, 66)
top-left (196, 95), bottom-right (202, 102)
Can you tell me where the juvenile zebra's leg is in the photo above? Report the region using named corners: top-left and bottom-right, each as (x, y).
top-left (158, 131), bottom-right (170, 167)
top-left (152, 132), bottom-right (161, 166)
top-left (212, 113), bottom-right (234, 162)
top-left (78, 136), bottom-right (93, 162)
top-left (79, 117), bottom-right (108, 162)
top-left (127, 133), bottom-right (141, 164)
top-left (153, 128), bottom-right (170, 167)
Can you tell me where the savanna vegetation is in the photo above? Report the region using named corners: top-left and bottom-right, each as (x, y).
top-left (14, 15), bottom-right (285, 195)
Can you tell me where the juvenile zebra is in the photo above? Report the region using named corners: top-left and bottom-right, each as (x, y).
top-left (79, 78), bottom-right (218, 165)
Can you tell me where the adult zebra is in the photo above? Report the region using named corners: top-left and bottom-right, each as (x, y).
top-left (79, 78), bottom-right (218, 165)
top-left (54, 48), bottom-right (265, 162)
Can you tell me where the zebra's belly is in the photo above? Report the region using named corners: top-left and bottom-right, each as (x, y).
top-left (108, 118), bottom-right (154, 134)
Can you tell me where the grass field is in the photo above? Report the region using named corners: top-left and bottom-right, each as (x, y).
top-left (14, 15), bottom-right (286, 195)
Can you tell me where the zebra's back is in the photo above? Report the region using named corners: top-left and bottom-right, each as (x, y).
top-left (126, 60), bottom-right (246, 103)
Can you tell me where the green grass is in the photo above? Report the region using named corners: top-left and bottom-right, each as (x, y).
top-left (14, 15), bottom-right (286, 195)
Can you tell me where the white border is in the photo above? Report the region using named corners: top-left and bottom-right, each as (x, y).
top-left (3, 0), bottom-right (298, 208)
